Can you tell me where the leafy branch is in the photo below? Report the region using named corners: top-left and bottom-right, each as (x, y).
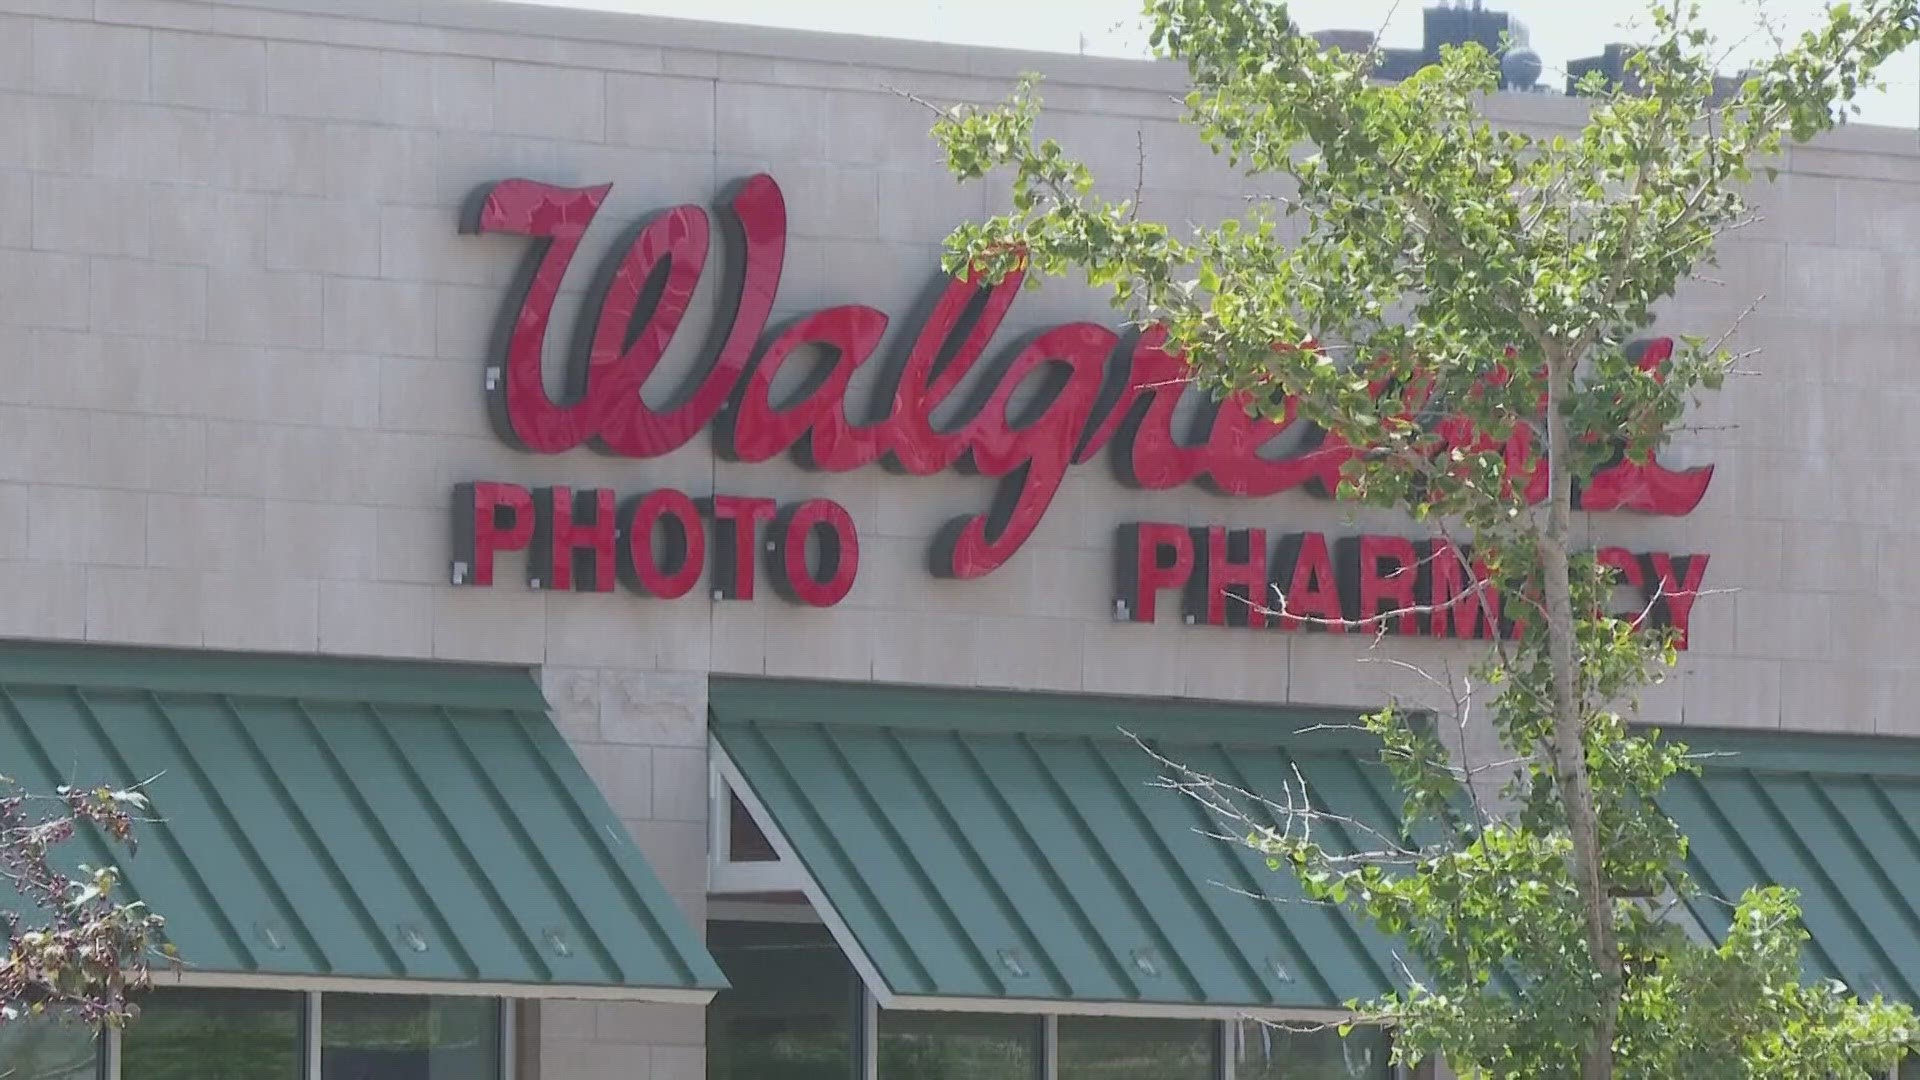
top-left (925, 0), bottom-right (1920, 1075)
top-left (0, 775), bottom-right (172, 1031)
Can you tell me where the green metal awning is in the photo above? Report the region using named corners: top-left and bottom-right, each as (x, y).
top-left (0, 644), bottom-right (725, 1002)
top-left (710, 679), bottom-right (1406, 1017)
top-left (1660, 728), bottom-right (1920, 1004)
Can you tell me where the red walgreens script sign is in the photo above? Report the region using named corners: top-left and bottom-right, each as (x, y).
top-left (451, 174), bottom-right (1714, 646)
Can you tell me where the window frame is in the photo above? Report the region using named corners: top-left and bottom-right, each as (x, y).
top-left (708, 764), bottom-right (808, 895)
top-left (1054, 1010), bottom-right (1224, 1079)
top-left (707, 913), bottom-right (1411, 1080)
top-left (94, 988), bottom-right (516, 1080)
top-left (859, 986), bottom-right (1415, 1080)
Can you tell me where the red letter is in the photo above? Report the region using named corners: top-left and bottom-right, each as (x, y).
top-left (1083, 333), bottom-right (1381, 500)
top-left (935, 323), bottom-right (1117, 579)
top-left (1579, 340), bottom-right (1715, 515)
top-left (1597, 546), bottom-right (1648, 629)
top-left (1202, 391), bottom-right (1333, 498)
top-left (878, 268), bottom-right (1026, 475)
top-left (468, 175), bottom-right (788, 460)
top-left (1648, 552), bottom-right (1710, 651)
top-left (1354, 535), bottom-right (1418, 635)
top-left (619, 490), bottom-right (705, 599)
top-left (1117, 523), bottom-right (1195, 624)
top-left (1202, 341), bottom-right (1345, 498)
top-left (707, 496), bottom-right (777, 601)
top-left (769, 500), bottom-right (860, 607)
top-left (531, 487), bottom-right (616, 592)
top-left (612, 176), bottom-right (787, 458)
top-left (451, 482), bottom-right (534, 587)
top-left (467, 181), bottom-right (612, 453)
top-left (721, 306), bottom-right (891, 468)
top-left (1192, 527), bottom-right (1269, 628)
top-left (583, 203), bottom-right (715, 457)
top-left (1095, 330), bottom-right (1214, 490)
top-left (1276, 533), bottom-right (1346, 632)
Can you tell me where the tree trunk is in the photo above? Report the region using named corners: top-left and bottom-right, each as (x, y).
top-left (1540, 354), bottom-right (1620, 1080)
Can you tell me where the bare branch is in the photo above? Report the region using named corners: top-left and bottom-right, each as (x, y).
top-left (1133, 733), bottom-right (1428, 862)
top-left (1131, 129), bottom-right (1147, 221)
top-left (883, 84), bottom-right (954, 118)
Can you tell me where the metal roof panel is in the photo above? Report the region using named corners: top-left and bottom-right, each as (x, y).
top-left (1664, 728), bottom-right (1920, 1004)
top-left (711, 678), bottom-right (1406, 1012)
top-left (0, 646), bottom-right (724, 1000)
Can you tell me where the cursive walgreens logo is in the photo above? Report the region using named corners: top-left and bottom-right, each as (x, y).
top-left (449, 175), bottom-right (1712, 644)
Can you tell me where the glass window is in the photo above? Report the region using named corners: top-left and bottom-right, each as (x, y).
top-left (708, 921), bottom-right (859, 1080)
top-left (877, 1010), bottom-right (1040, 1080)
top-left (121, 988), bottom-right (303, 1080)
top-left (320, 994), bottom-right (501, 1080)
top-left (1232, 1019), bottom-right (1393, 1079)
top-left (0, 1017), bottom-right (100, 1080)
top-left (1057, 1016), bottom-right (1215, 1080)
top-left (728, 794), bottom-right (779, 862)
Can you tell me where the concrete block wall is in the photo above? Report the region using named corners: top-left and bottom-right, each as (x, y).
top-left (542, 665), bottom-right (709, 1078)
top-left (0, 0), bottom-right (1916, 1073)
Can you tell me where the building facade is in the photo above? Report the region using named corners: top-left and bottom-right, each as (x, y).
top-left (0, 0), bottom-right (1917, 1078)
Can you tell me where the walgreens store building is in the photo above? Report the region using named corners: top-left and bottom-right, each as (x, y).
top-left (0, 1), bottom-right (1915, 1078)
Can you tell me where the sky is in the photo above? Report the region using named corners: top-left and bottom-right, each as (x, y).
top-left (512, 0), bottom-right (1920, 128)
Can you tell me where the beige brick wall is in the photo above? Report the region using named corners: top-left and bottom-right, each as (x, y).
top-left (1, 0), bottom-right (1916, 1072)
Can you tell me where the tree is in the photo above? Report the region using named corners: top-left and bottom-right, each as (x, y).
top-left (1, 776), bottom-right (168, 1032)
top-left (926, 1), bottom-right (1920, 1076)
